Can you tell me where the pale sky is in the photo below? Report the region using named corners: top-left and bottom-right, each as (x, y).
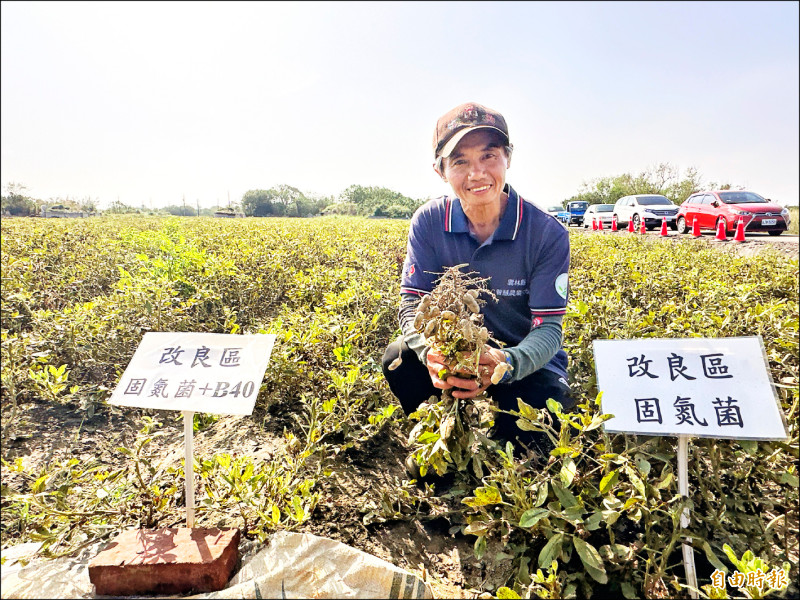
top-left (2, 1), bottom-right (798, 209)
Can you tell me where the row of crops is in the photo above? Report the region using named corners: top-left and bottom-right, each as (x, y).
top-left (1, 215), bottom-right (797, 598)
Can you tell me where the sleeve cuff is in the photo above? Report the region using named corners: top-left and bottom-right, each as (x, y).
top-left (500, 351), bottom-right (513, 383)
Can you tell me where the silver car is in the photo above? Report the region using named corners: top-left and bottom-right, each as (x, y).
top-left (583, 203), bottom-right (616, 229)
top-left (613, 194), bottom-right (679, 231)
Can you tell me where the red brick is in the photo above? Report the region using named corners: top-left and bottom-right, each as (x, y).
top-left (88, 527), bottom-right (240, 596)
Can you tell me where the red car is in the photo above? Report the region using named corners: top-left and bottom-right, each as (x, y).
top-left (676, 190), bottom-right (790, 236)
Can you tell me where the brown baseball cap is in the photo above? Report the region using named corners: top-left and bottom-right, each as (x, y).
top-left (432, 102), bottom-right (510, 163)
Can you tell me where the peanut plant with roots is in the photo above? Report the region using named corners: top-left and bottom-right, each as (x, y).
top-left (399, 265), bottom-right (512, 479)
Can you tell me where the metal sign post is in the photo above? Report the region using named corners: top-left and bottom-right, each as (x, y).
top-left (183, 410), bottom-right (195, 528)
top-left (677, 435), bottom-right (698, 598)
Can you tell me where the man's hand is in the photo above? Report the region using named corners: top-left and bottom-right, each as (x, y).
top-left (425, 347), bottom-right (508, 399)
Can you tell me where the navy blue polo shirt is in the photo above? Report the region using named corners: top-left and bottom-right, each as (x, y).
top-left (400, 185), bottom-right (569, 378)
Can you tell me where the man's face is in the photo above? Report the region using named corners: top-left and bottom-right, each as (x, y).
top-left (438, 129), bottom-right (510, 210)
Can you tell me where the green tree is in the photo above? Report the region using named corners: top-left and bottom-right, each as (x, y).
top-left (336, 184), bottom-right (422, 218)
top-left (242, 185), bottom-right (328, 217)
top-left (163, 204), bottom-right (196, 216)
top-left (241, 189), bottom-right (276, 216)
top-left (106, 199), bottom-right (139, 214)
top-left (1, 183), bottom-right (37, 216)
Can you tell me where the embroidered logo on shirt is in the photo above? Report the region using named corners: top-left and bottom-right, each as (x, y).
top-left (555, 273), bottom-right (569, 299)
top-left (407, 264), bottom-right (415, 276)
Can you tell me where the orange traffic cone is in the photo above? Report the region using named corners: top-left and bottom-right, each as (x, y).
top-left (627, 218), bottom-right (635, 233)
top-left (733, 217), bottom-right (746, 243)
top-left (611, 215), bottom-right (618, 231)
top-left (592, 217), bottom-right (597, 230)
top-left (639, 218), bottom-right (646, 235)
top-left (715, 219), bottom-right (727, 241)
top-left (598, 217), bottom-right (604, 231)
top-left (691, 218), bottom-right (701, 237)
top-left (660, 216), bottom-right (668, 237)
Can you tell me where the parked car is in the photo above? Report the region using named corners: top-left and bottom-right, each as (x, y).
top-left (565, 200), bottom-right (589, 226)
top-left (676, 190), bottom-right (790, 236)
top-left (613, 194), bottom-right (679, 230)
top-left (583, 203), bottom-right (616, 228)
top-left (545, 205), bottom-right (569, 226)
top-left (546, 205), bottom-right (563, 217)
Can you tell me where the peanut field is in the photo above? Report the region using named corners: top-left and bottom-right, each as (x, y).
top-left (1, 215), bottom-right (797, 598)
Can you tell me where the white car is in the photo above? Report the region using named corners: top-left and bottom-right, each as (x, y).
top-left (583, 204), bottom-right (616, 229)
top-left (613, 194), bottom-right (679, 231)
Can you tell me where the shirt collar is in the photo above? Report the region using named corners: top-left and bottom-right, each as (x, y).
top-left (444, 184), bottom-right (523, 241)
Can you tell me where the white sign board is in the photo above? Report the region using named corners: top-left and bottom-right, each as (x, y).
top-left (109, 332), bottom-right (276, 415)
top-left (593, 336), bottom-right (788, 440)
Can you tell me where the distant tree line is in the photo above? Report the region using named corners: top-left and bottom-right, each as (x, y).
top-left (1, 181), bottom-right (426, 219)
top-left (241, 184), bottom-right (424, 218)
top-left (560, 162), bottom-right (738, 207)
top-left (7, 163), bottom-right (749, 218)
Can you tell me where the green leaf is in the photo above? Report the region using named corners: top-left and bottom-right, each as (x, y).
top-left (563, 504), bottom-right (585, 523)
top-left (474, 535), bottom-right (487, 560)
top-left (584, 413), bottom-right (614, 431)
top-left (546, 398), bottom-right (562, 415)
top-left (472, 486), bottom-right (502, 506)
top-left (538, 533), bottom-right (564, 568)
top-left (560, 457), bottom-right (577, 487)
top-left (654, 467), bottom-right (674, 490)
top-left (601, 508), bottom-right (620, 526)
top-left (549, 446), bottom-right (573, 457)
top-left (464, 521), bottom-right (490, 535)
top-left (621, 581), bottom-right (638, 599)
top-left (516, 399), bottom-right (538, 420)
top-left (552, 481), bottom-right (579, 508)
top-left (517, 556), bottom-right (531, 586)
top-left (599, 470), bottom-right (619, 495)
top-left (519, 508), bottom-right (549, 528)
top-left (496, 587), bottom-right (521, 599)
top-left (584, 511), bottom-right (604, 531)
top-left (515, 419), bottom-right (540, 432)
top-left (627, 471), bottom-right (646, 497)
top-left (573, 536), bottom-right (608, 584)
top-left (700, 540), bottom-right (728, 573)
top-left (32, 475), bottom-right (47, 494)
top-left (722, 544), bottom-right (742, 570)
top-left (739, 439), bottom-right (758, 454)
top-left (416, 431), bottom-right (440, 444)
top-left (535, 482), bottom-right (549, 507)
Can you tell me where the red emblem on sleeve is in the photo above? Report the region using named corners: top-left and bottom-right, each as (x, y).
top-left (531, 317), bottom-right (543, 329)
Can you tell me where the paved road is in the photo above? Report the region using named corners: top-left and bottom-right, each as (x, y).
top-left (571, 226), bottom-right (798, 243)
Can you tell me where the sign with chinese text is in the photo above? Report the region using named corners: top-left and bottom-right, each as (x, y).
top-left (593, 336), bottom-right (788, 440)
top-left (109, 332), bottom-right (276, 415)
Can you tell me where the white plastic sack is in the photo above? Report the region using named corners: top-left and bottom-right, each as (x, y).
top-left (194, 531), bottom-right (432, 599)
